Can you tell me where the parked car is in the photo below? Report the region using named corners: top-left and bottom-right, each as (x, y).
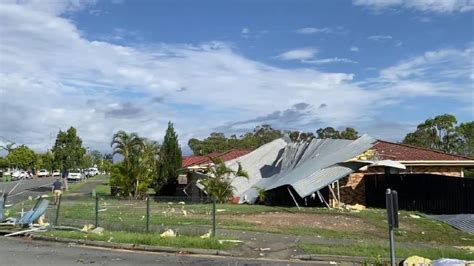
top-left (67, 170), bottom-right (84, 182)
top-left (52, 170), bottom-right (61, 177)
top-left (37, 169), bottom-right (50, 177)
top-left (86, 167), bottom-right (99, 177)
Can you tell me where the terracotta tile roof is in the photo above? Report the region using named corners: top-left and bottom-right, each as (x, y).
top-left (182, 149), bottom-right (252, 168)
top-left (372, 140), bottom-right (473, 161)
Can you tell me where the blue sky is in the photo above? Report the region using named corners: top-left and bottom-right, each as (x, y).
top-left (0, 0), bottom-right (473, 154)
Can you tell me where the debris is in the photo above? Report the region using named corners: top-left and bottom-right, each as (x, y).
top-left (403, 255), bottom-right (431, 266)
top-left (259, 253), bottom-right (264, 256)
top-left (91, 227), bottom-right (104, 235)
top-left (160, 229), bottom-right (176, 238)
top-left (409, 214), bottom-right (421, 219)
top-left (81, 224), bottom-right (95, 232)
top-left (200, 231), bottom-right (211, 239)
top-left (344, 204), bottom-right (366, 212)
top-left (181, 210), bottom-right (187, 217)
top-left (167, 202), bottom-right (173, 205)
top-left (216, 209), bottom-right (226, 212)
top-left (108, 237), bottom-right (114, 242)
top-left (98, 208), bottom-right (108, 212)
top-left (218, 240), bottom-right (243, 244)
top-left (432, 258), bottom-right (466, 266)
top-left (259, 248), bottom-right (271, 251)
top-left (178, 202), bottom-right (185, 205)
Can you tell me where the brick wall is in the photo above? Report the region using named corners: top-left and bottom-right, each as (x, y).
top-left (337, 165), bottom-right (464, 206)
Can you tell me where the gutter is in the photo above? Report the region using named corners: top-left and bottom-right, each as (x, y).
top-left (397, 160), bottom-right (474, 166)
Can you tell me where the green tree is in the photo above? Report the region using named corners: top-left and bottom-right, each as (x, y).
top-left (403, 114), bottom-right (460, 153)
top-left (456, 121), bottom-right (474, 156)
top-left (90, 150), bottom-right (103, 167)
top-left (7, 145), bottom-right (37, 170)
top-left (111, 131), bottom-right (160, 198)
top-left (52, 127), bottom-right (86, 172)
top-left (0, 157), bottom-right (10, 169)
top-left (339, 127), bottom-right (359, 140)
top-left (316, 127), bottom-right (341, 139)
top-left (156, 122), bottom-right (182, 192)
top-left (200, 158), bottom-right (248, 203)
top-left (37, 151), bottom-right (54, 171)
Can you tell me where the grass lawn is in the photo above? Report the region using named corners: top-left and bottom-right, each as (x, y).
top-left (298, 242), bottom-right (474, 260)
top-left (41, 230), bottom-right (235, 250)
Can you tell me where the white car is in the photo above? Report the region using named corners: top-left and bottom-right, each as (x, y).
top-left (12, 170), bottom-right (29, 180)
top-left (67, 170), bottom-right (84, 182)
top-left (37, 169), bottom-right (49, 177)
top-left (87, 167), bottom-right (99, 177)
top-left (52, 171), bottom-right (61, 177)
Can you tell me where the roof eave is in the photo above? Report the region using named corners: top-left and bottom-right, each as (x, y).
top-left (398, 160), bottom-right (474, 166)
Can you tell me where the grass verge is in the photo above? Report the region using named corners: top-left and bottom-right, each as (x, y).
top-left (299, 242), bottom-right (474, 260)
top-left (41, 230), bottom-right (235, 250)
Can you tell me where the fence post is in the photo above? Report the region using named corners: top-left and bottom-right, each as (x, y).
top-left (146, 196), bottom-right (150, 233)
top-left (54, 194), bottom-right (62, 226)
top-left (212, 198), bottom-right (216, 238)
top-left (95, 194), bottom-right (99, 227)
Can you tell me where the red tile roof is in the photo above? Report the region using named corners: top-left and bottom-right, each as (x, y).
top-left (182, 149), bottom-right (252, 168)
top-left (373, 140), bottom-right (472, 161)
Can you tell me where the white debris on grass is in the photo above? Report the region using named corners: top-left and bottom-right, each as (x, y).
top-left (409, 214), bottom-right (421, 219)
top-left (91, 227), bottom-right (104, 235)
top-left (160, 229), bottom-right (176, 238)
top-left (98, 208), bottom-right (108, 212)
top-left (200, 230), bottom-right (211, 239)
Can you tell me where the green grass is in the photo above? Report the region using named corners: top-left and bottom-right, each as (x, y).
top-left (299, 242), bottom-right (474, 260)
top-left (41, 230), bottom-right (235, 250)
top-left (94, 184), bottom-right (110, 196)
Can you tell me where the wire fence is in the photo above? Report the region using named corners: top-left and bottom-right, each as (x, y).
top-left (47, 194), bottom-right (218, 237)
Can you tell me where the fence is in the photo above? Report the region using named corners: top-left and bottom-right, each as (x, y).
top-left (45, 194), bottom-right (218, 237)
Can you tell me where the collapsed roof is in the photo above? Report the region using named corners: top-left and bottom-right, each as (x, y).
top-left (226, 135), bottom-right (377, 204)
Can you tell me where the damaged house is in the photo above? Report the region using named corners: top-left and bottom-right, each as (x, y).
top-left (223, 135), bottom-right (473, 214)
top-left (181, 135), bottom-right (473, 214)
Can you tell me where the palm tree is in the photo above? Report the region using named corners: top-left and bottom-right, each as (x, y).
top-left (111, 131), bottom-right (144, 198)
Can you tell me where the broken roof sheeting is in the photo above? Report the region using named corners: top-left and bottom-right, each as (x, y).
top-left (228, 135), bottom-right (377, 203)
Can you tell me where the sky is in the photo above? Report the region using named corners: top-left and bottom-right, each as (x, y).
top-left (0, 0), bottom-right (473, 155)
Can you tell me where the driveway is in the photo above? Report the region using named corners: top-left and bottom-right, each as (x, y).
top-left (1, 176), bottom-right (57, 204)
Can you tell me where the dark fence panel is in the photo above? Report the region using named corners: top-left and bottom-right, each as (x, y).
top-left (365, 174), bottom-right (474, 214)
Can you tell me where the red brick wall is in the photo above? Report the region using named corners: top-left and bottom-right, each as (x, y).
top-left (337, 165), bottom-right (464, 206)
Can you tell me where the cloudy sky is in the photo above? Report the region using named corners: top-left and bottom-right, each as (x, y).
top-left (0, 0), bottom-right (473, 155)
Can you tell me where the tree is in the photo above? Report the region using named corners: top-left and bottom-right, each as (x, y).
top-left (316, 127), bottom-right (341, 139)
top-left (111, 130), bottom-right (160, 198)
top-left (156, 122), bottom-right (182, 192)
top-left (316, 127), bottom-right (359, 140)
top-left (37, 151), bottom-right (54, 171)
top-left (200, 158), bottom-right (248, 203)
top-left (456, 121), bottom-right (474, 157)
top-left (52, 127), bottom-right (86, 172)
top-left (7, 145), bottom-right (37, 170)
top-left (0, 157), bottom-right (10, 169)
top-left (339, 127), bottom-right (359, 140)
top-left (403, 114), bottom-right (460, 153)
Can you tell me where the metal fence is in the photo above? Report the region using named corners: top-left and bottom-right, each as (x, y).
top-left (47, 194), bottom-right (218, 236)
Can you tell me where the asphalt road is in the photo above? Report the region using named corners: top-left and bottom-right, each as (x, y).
top-left (0, 176), bottom-right (57, 204)
top-left (0, 237), bottom-right (323, 266)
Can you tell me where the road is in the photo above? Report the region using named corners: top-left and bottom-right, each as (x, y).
top-left (0, 176), bottom-right (57, 204)
top-left (0, 237), bottom-right (322, 266)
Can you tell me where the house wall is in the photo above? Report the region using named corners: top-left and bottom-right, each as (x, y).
top-left (336, 165), bottom-right (464, 206)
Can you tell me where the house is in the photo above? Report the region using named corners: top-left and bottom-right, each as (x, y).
top-left (339, 140), bottom-right (474, 214)
top-left (178, 149), bottom-right (252, 200)
top-left (222, 136), bottom-right (474, 214)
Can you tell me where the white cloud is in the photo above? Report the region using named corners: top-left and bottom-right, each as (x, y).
top-left (276, 48), bottom-right (318, 60)
top-left (1, 0), bottom-right (97, 15)
top-left (353, 0), bottom-right (474, 13)
top-left (303, 57), bottom-right (358, 65)
top-left (240, 27), bottom-right (268, 38)
top-left (0, 2), bottom-right (471, 153)
top-left (368, 35), bottom-right (393, 41)
top-left (350, 46), bottom-right (360, 52)
top-left (295, 27), bottom-right (332, 34)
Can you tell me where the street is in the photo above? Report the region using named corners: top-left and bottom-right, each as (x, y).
top-left (1, 176), bottom-right (57, 204)
top-left (0, 237), bottom-right (322, 266)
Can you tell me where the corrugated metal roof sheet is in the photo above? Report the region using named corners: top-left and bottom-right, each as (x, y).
top-left (227, 135), bottom-right (377, 203)
top-left (427, 214), bottom-right (474, 235)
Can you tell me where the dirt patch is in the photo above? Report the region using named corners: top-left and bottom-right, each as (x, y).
top-left (221, 212), bottom-right (379, 234)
